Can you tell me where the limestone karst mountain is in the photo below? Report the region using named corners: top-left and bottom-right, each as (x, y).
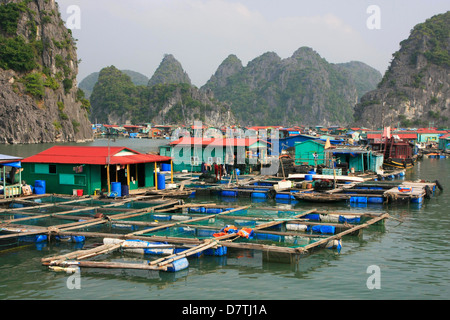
top-left (354, 11), bottom-right (449, 128)
top-left (202, 47), bottom-right (382, 126)
top-left (0, 0), bottom-right (93, 144)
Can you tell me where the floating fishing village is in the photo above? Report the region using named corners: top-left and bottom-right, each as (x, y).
top-left (1, 124), bottom-right (447, 276)
top-left (0, 0), bottom-right (449, 302)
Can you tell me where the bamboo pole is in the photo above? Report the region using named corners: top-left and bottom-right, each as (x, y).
top-left (43, 243), bottom-right (123, 263)
top-left (150, 240), bottom-right (219, 267)
top-left (0, 197), bottom-right (92, 213)
top-left (45, 260), bottom-right (168, 271)
top-left (107, 165), bottom-right (111, 193)
top-left (154, 162), bottom-right (158, 191)
top-left (127, 164), bottom-right (130, 189)
top-left (171, 160), bottom-right (174, 184)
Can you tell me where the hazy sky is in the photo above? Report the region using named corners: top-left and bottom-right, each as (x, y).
top-left (55, 0), bottom-right (449, 87)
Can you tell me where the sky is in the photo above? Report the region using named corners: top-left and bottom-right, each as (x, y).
top-left (55, 0), bottom-right (449, 87)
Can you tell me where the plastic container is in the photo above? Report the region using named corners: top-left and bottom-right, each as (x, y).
top-left (111, 182), bottom-right (122, 197)
top-left (204, 246), bottom-right (227, 256)
top-left (305, 174), bottom-right (313, 181)
top-left (350, 196), bottom-right (368, 203)
top-left (34, 180), bottom-right (46, 195)
top-left (251, 192), bottom-right (267, 198)
top-left (221, 191), bottom-right (237, 197)
top-left (121, 185), bottom-right (129, 197)
top-left (157, 173), bottom-right (166, 190)
top-left (76, 189), bottom-right (83, 196)
top-left (166, 257), bottom-right (189, 272)
top-left (161, 163), bottom-right (171, 172)
top-left (206, 208), bottom-right (223, 214)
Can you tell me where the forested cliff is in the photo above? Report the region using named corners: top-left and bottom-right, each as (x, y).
top-left (0, 0), bottom-right (93, 144)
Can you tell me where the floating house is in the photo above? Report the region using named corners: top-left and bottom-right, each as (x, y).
top-left (161, 137), bottom-right (270, 172)
top-left (416, 129), bottom-right (447, 144)
top-left (1, 154), bottom-right (23, 199)
top-left (294, 140), bottom-right (327, 166)
top-left (272, 133), bottom-right (319, 154)
top-left (439, 133), bottom-right (450, 151)
top-left (21, 146), bottom-right (172, 196)
top-left (325, 147), bottom-right (384, 174)
top-left (370, 136), bottom-right (415, 169)
top-left (367, 131), bottom-right (418, 144)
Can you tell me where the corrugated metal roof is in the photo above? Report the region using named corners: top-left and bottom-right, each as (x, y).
top-left (0, 154), bottom-right (23, 164)
top-left (22, 146), bottom-right (171, 165)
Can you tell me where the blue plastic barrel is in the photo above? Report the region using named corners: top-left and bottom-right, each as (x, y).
top-left (252, 192), bottom-right (267, 198)
top-left (222, 191), bottom-right (237, 197)
top-left (34, 180), bottom-right (46, 195)
top-left (305, 174), bottom-right (313, 181)
top-left (111, 182), bottom-right (122, 197)
top-left (121, 184), bottom-right (129, 197)
top-left (161, 163), bottom-right (171, 172)
top-left (157, 173), bottom-right (166, 190)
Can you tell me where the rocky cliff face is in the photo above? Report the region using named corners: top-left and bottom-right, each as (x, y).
top-left (202, 47), bottom-right (381, 126)
top-left (146, 84), bottom-right (236, 127)
top-left (354, 11), bottom-right (449, 128)
top-left (0, 0), bottom-right (93, 144)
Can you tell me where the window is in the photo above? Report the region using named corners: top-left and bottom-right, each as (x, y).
top-left (34, 164), bottom-right (57, 174)
top-left (59, 174), bottom-right (86, 186)
top-left (191, 156), bottom-right (200, 166)
top-left (207, 157), bottom-right (222, 164)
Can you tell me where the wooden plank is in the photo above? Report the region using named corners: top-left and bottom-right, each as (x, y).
top-left (47, 260), bottom-right (168, 271)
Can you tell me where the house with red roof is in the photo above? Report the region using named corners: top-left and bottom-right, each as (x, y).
top-left (439, 133), bottom-right (450, 151)
top-left (416, 129), bottom-right (447, 144)
top-left (161, 137), bottom-right (270, 172)
top-left (21, 146), bottom-right (172, 196)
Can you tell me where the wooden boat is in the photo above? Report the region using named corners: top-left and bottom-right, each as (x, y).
top-left (293, 193), bottom-right (350, 203)
top-left (383, 158), bottom-right (415, 169)
top-left (371, 136), bottom-right (416, 170)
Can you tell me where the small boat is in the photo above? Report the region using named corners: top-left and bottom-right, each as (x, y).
top-left (293, 193), bottom-right (350, 203)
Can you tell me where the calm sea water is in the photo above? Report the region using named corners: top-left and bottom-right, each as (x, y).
top-left (0, 140), bottom-right (449, 300)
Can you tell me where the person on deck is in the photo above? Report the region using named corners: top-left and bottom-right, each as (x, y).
top-left (201, 162), bottom-right (207, 174)
top-left (214, 163), bottom-right (219, 180)
top-left (218, 164), bottom-right (223, 181)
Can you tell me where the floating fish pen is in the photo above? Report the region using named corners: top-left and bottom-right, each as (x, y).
top-left (290, 179), bottom-right (441, 205)
top-left (0, 194), bottom-right (390, 274)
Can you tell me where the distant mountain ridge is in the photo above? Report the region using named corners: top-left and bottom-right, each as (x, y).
top-left (82, 48), bottom-right (382, 127)
top-left (202, 47), bottom-right (382, 126)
